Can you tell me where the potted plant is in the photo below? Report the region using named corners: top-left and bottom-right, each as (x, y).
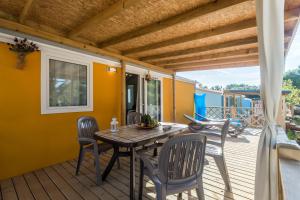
top-left (7, 37), bottom-right (39, 69)
top-left (138, 114), bottom-right (159, 129)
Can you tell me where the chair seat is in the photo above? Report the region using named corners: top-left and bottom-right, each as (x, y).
top-left (205, 144), bottom-right (222, 157)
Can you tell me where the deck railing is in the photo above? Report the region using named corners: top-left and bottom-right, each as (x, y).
top-left (204, 106), bottom-right (264, 127)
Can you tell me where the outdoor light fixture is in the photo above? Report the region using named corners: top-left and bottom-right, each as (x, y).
top-left (107, 66), bottom-right (117, 72)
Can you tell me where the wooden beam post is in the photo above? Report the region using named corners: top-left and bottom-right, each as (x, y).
top-left (19, 0), bottom-right (35, 23)
top-left (0, 18), bottom-right (172, 75)
top-left (172, 73), bottom-right (176, 122)
top-left (223, 92), bottom-right (227, 118)
top-left (122, 8), bottom-right (300, 55)
top-left (98, 0), bottom-right (249, 48)
top-left (121, 60), bottom-right (126, 125)
top-left (68, 0), bottom-right (140, 38)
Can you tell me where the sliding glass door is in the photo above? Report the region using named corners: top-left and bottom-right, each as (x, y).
top-left (146, 79), bottom-right (161, 120)
top-left (125, 72), bottom-right (162, 122)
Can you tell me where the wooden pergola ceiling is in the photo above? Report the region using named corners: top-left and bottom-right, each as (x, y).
top-left (0, 0), bottom-right (299, 73)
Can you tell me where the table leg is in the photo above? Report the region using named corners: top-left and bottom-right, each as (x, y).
top-left (130, 147), bottom-right (136, 200)
top-left (102, 146), bottom-right (119, 181)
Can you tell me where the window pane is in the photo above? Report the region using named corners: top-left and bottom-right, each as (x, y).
top-left (147, 80), bottom-right (161, 120)
top-left (49, 59), bottom-right (87, 107)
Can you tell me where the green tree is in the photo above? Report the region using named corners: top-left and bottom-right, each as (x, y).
top-left (283, 79), bottom-right (300, 105)
top-left (210, 85), bottom-right (222, 91)
top-left (225, 83), bottom-right (259, 90)
top-left (284, 66), bottom-right (300, 89)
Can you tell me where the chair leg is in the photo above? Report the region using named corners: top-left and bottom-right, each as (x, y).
top-left (153, 147), bottom-right (158, 157)
top-left (156, 186), bottom-right (167, 200)
top-left (117, 157), bottom-right (121, 169)
top-left (214, 155), bottom-right (232, 192)
top-left (196, 178), bottom-right (205, 200)
top-left (138, 160), bottom-right (144, 200)
top-left (93, 147), bottom-right (102, 185)
top-left (76, 145), bottom-right (84, 175)
top-left (178, 192), bottom-right (182, 199)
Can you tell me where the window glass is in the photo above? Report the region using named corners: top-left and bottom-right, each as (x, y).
top-left (49, 59), bottom-right (87, 107)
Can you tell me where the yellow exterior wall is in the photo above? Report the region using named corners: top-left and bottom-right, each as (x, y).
top-left (163, 78), bottom-right (173, 122)
top-left (0, 43), bottom-right (121, 180)
top-left (175, 80), bottom-right (195, 124)
top-left (163, 77), bottom-right (195, 124)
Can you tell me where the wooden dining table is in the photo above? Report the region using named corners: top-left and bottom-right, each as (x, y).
top-left (94, 122), bottom-right (188, 200)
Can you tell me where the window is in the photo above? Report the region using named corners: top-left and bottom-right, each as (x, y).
top-left (41, 51), bottom-right (93, 114)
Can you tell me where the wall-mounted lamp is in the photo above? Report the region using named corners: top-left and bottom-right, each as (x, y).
top-left (107, 66), bottom-right (117, 72)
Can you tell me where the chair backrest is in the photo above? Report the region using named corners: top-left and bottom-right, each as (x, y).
top-left (220, 119), bottom-right (230, 148)
top-left (127, 111), bottom-right (142, 125)
top-left (77, 116), bottom-right (99, 139)
top-left (158, 134), bottom-right (207, 185)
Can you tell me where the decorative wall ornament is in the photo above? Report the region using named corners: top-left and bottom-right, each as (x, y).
top-left (145, 70), bottom-right (152, 81)
top-left (7, 38), bottom-right (39, 69)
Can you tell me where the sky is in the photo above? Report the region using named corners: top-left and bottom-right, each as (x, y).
top-left (177, 27), bottom-right (300, 88)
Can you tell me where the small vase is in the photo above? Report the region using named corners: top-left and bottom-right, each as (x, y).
top-left (16, 52), bottom-right (27, 69)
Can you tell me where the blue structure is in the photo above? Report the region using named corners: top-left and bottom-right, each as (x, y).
top-left (194, 93), bottom-right (206, 120)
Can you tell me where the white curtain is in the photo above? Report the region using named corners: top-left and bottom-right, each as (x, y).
top-left (255, 0), bottom-right (285, 200)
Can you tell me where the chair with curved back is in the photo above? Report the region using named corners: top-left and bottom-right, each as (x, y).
top-left (76, 116), bottom-right (118, 185)
top-left (191, 119), bottom-right (232, 192)
top-left (127, 110), bottom-right (142, 125)
top-left (138, 133), bottom-right (207, 200)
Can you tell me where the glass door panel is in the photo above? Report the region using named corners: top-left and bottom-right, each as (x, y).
top-left (146, 80), bottom-right (161, 120)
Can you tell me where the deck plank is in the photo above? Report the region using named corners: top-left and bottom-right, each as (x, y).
top-left (12, 176), bottom-right (35, 200)
top-left (0, 179), bottom-right (18, 200)
top-left (0, 128), bottom-right (260, 200)
top-left (23, 173), bottom-right (50, 200)
top-left (44, 167), bottom-right (83, 200)
top-left (52, 165), bottom-right (100, 200)
top-left (61, 162), bottom-right (115, 200)
top-left (35, 169), bottom-right (67, 200)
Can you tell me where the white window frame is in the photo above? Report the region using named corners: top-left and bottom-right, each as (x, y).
top-left (41, 49), bottom-right (93, 114)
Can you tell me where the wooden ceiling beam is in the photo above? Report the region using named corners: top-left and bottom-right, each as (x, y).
top-left (0, 18), bottom-right (172, 74)
top-left (140, 37), bottom-right (258, 61)
top-left (153, 48), bottom-right (258, 66)
top-left (19, 0), bottom-right (35, 23)
top-left (123, 8), bottom-right (299, 55)
top-left (165, 55), bottom-right (258, 69)
top-left (98, 0), bottom-right (249, 48)
top-left (174, 61), bottom-right (259, 72)
top-left (68, 0), bottom-right (140, 38)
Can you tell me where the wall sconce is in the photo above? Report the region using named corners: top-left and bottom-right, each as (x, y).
top-left (107, 66), bottom-right (117, 72)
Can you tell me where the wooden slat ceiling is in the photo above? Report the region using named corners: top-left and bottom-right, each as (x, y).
top-left (0, 0), bottom-right (299, 73)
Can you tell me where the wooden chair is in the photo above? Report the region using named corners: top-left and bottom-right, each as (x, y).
top-left (75, 116), bottom-right (119, 185)
top-left (138, 133), bottom-right (207, 200)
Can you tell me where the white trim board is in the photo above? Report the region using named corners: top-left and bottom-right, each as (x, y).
top-left (0, 29), bottom-right (121, 67)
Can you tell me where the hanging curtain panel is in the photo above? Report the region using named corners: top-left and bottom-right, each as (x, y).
top-left (255, 0), bottom-right (285, 200)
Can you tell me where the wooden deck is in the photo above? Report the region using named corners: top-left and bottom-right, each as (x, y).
top-left (0, 128), bottom-right (260, 200)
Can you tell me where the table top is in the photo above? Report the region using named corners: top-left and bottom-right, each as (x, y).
top-left (95, 122), bottom-right (188, 147)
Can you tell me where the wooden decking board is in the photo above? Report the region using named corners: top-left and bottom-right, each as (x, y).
top-left (12, 176), bottom-right (35, 200)
top-left (44, 167), bottom-right (83, 200)
top-left (23, 173), bottom-right (50, 200)
top-left (34, 169), bottom-right (67, 200)
top-left (52, 165), bottom-right (100, 200)
top-left (0, 129), bottom-right (260, 200)
top-left (61, 162), bottom-right (114, 200)
top-left (75, 159), bottom-right (130, 199)
top-left (0, 179), bottom-right (18, 200)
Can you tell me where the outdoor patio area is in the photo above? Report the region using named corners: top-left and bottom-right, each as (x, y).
top-left (0, 128), bottom-right (260, 200)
